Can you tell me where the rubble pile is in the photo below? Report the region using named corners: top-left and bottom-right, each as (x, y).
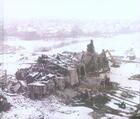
top-left (16, 52), bottom-right (82, 99)
top-left (15, 40), bottom-right (110, 99)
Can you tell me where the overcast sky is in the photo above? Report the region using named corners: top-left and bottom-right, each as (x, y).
top-left (4, 0), bottom-right (140, 21)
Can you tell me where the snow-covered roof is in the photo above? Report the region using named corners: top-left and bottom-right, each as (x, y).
top-left (47, 52), bottom-right (79, 69)
top-left (19, 80), bottom-right (27, 87)
top-left (47, 73), bottom-right (54, 78)
top-left (28, 82), bottom-right (45, 87)
top-left (29, 72), bottom-right (38, 77)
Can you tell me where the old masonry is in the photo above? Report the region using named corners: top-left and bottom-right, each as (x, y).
top-left (15, 40), bottom-right (110, 99)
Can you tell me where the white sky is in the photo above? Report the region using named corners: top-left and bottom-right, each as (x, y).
top-left (4, 0), bottom-right (140, 21)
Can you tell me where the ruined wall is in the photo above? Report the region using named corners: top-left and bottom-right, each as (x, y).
top-left (68, 67), bottom-right (79, 86)
top-left (28, 83), bottom-right (47, 99)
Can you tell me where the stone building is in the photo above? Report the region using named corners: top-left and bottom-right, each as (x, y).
top-left (15, 40), bottom-right (110, 99)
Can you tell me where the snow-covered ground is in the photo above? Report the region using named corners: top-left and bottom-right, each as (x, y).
top-left (0, 94), bottom-right (92, 119)
top-left (1, 32), bottom-right (140, 75)
top-left (0, 32), bottom-right (140, 119)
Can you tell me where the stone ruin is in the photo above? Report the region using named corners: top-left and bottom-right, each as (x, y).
top-left (15, 40), bottom-right (110, 99)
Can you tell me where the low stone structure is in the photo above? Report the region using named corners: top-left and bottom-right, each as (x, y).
top-left (28, 82), bottom-right (47, 99)
top-left (0, 70), bottom-right (7, 90)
